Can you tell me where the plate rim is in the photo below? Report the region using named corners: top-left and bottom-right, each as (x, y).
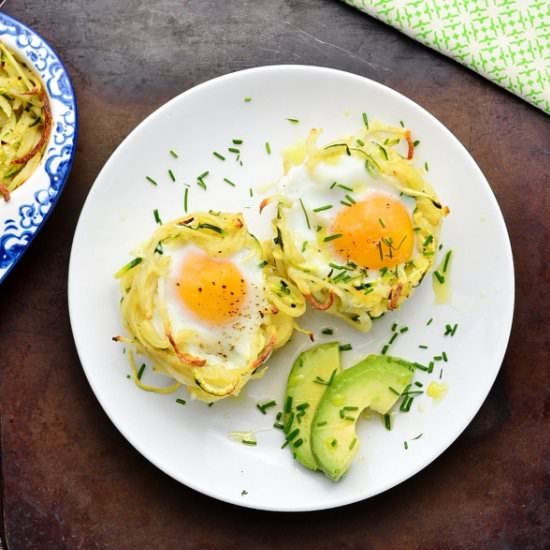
top-left (68, 64), bottom-right (515, 512)
top-left (0, 11), bottom-right (78, 285)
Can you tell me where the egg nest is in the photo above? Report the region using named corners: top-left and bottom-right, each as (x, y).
top-left (115, 212), bottom-right (305, 401)
top-left (266, 123), bottom-right (449, 332)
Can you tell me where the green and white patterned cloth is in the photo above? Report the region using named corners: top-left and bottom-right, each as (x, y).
top-left (343, 0), bottom-right (550, 113)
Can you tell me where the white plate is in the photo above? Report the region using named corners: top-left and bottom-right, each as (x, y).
top-left (68, 65), bottom-right (514, 511)
top-left (0, 13), bottom-right (77, 284)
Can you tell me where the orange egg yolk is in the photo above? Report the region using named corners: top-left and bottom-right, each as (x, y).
top-left (330, 194), bottom-right (414, 269)
top-left (177, 252), bottom-right (247, 325)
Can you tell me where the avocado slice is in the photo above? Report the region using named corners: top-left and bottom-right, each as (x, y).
top-left (283, 342), bottom-right (341, 470)
top-left (311, 354), bottom-right (414, 481)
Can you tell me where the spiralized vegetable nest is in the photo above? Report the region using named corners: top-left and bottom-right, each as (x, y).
top-left (115, 211), bottom-right (305, 402)
top-left (264, 122), bottom-right (449, 333)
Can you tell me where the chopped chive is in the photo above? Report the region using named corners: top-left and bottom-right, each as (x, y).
top-left (137, 363), bottom-right (146, 380)
top-left (232, 138), bottom-right (243, 145)
top-left (330, 181), bottom-right (338, 189)
top-left (208, 403), bottom-right (214, 407)
top-left (349, 437), bottom-right (358, 450)
top-left (415, 381), bottom-right (423, 388)
top-left (362, 112), bottom-right (369, 128)
top-left (391, 323), bottom-right (397, 332)
top-left (345, 194), bottom-right (356, 204)
top-left (340, 200), bottom-right (352, 207)
top-left (313, 204), bottom-right (333, 212)
top-left (384, 413), bottom-right (391, 430)
top-left (299, 198), bottom-right (311, 229)
top-left (389, 386), bottom-right (400, 396)
top-left (378, 218), bottom-right (386, 228)
top-left (249, 188), bottom-right (254, 197)
top-left (287, 118), bottom-right (300, 123)
top-left (330, 439), bottom-right (338, 448)
top-left (439, 368), bottom-right (444, 379)
top-left (168, 169), bottom-right (176, 182)
top-left (419, 345), bottom-right (428, 349)
top-left (197, 179), bottom-right (207, 191)
top-left (336, 183), bottom-right (353, 192)
top-left (301, 241), bottom-right (308, 252)
top-left (176, 398), bottom-right (186, 405)
top-left (242, 440), bottom-right (257, 446)
top-left (296, 402), bottom-right (310, 411)
top-left (146, 176), bottom-right (158, 186)
top-left (256, 400), bottom-right (277, 414)
top-left (377, 241), bottom-right (383, 261)
top-left (433, 355), bottom-right (443, 361)
top-left (339, 343), bottom-right (352, 352)
top-left (329, 262), bottom-right (352, 271)
top-left (153, 209), bottom-right (162, 225)
top-left (258, 261), bottom-right (268, 268)
top-left (286, 429), bottom-right (299, 441)
top-left (412, 433), bottom-right (423, 440)
top-left (413, 140), bottom-right (420, 147)
top-left (154, 241), bottom-right (163, 255)
top-left (228, 147), bottom-right (240, 154)
top-left (356, 138), bottom-right (365, 146)
top-left (316, 421), bottom-right (328, 427)
top-left (404, 441), bottom-right (409, 450)
top-left (389, 333), bottom-right (398, 345)
top-left (442, 351), bottom-right (448, 362)
top-left (427, 318), bottom-right (433, 326)
top-left (424, 161), bottom-right (429, 171)
top-left (452, 324), bottom-right (458, 336)
top-left (244, 96), bottom-right (252, 102)
top-left (184, 187), bottom-right (189, 212)
top-left (265, 142), bottom-right (271, 155)
top-left (400, 326), bottom-right (409, 333)
top-left (284, 396), bottom-right (293, 413)
top-left (293, 439), bottom-right (304, 448)
top-left (434, 271), bottom-right (445, 284)
top-left (443, 250), bottom-right (452, 273)
top-left (428, 361), bottom-right (434, 373)
top-left (321, 328), bottom-right (334, 335)
top-left (323, 233), bottom-right (343, 242)
top-left (423, 234), bottom-right (433, 247)
top-left (198, 170), bottom-right (209, 179)
top-left (381, 344), bottom-right (389, 355)
top-left (400, 396), bottom-right (414, 412)
top-left (223, 177), bottom-right (236, 187)
top-left (413, 362), bottom-right (429, 372)
top-left (213, 151), bottom-right (226, 161)
top-left (273, 422), bottom-right (284, 430)
top-left (374, 142), bottom-right (389, 160)
top-left (399, 120), bottom-right (405, 128)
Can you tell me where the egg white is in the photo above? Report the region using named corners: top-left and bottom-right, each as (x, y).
top-left (278, 154), bottom-right (417, 281)
top-left (157, 243), bottom-right (269, 370)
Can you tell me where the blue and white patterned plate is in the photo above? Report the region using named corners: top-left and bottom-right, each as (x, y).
top-left (0, 12), bottom-right (77, 284)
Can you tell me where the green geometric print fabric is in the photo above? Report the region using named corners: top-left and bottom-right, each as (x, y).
top-left (343, 0), bottom-right (550, 113)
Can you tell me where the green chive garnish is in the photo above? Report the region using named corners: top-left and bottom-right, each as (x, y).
top-left (379, 218), bottom-right (386, 228)
top-left (425, 161), bottom-right (429, 171)
top-left (362, 112), bottom-right (369, 128)
top-left (184, 187), bottom-right (189, 213)
top-left (427, 318), bottom-right (433, 326)
top-left (339, 343), bottom-right (352, 351)
top-left (345, 194), bottom-right (356, 204)
top-left (317, 421), bottom-right (328, 427)
top-left (413, 140), bottom-right (420, 147)
top-left (287, 118), bottom-right (300, 124)
top-left (399, 120), bottom-right (405, 128)
top-left (299, 198), bottom-right (311, 229)
top-left (284, 396), bottom-right (293, 413)
top-left (228, 147), bottom-right (240, 154)
top-left (321, 328), bottom-right (334, 335)
top-left (336, 183), bottom-right (353, 192)
top-left (384, 413), bottom-right (391, 430)
top-left (168, 169), bottom-right (176, 182)
top-left (170, 149), bottom-right (178, 158)
top-left (381, 344), bottom-right (389, 355)
top-left (293, 438), bottom-right (304, 448)
top-left (256, 400), bottom-right (277, 414)
top-left (265, 142), bottom-right (271, 155)
top-left (249, 188), bottom-right (254, 197)
top-left (244, 97), bottom-right (252, 102)
top-left (137, 363), bottom-right (146, 380)
top-left (389, 386), bottom-right (400, 396)
top-left (356, 138), bottom-right (365, 146)
top-left (232, 139), bottom-right (243, 145)
top-left (400, 326), bottom-right (409, 333)
top-left (146, 176), bottom-right (158, 186)
top-left (349, 437), bottom-right (358, 450)
top-left (213, 151), bottom-right (226, 161)
top-left (198, 223), bottom-right (223, 234)
top-left (223, 177), bottom-right (236, 187)
top-left (323, 233), bottom-right (343, 242)
top-left (176, 398), bottom-right (186, 405)
top-left (313, 204), bottom-right (333, 212)
top-left (442, 351), bottom-right (448, 362)
top-left (443, 250), bottom-right (452, 273)
top-left (330, 181), bottom-right (337, 189)
top-left (153, 209), bottom-right (162, 225)
top-left (404, 441), bottom-right (409, 450)
top-left (419, 345), bottom-right (428, 349)
top-left (242, 440), bottom-right (257, 446)
top-left (434, 271), bottom-right (445, 284)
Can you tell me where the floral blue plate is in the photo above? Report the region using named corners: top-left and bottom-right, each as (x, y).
top-left (0, 12), bottom-right (77, 284)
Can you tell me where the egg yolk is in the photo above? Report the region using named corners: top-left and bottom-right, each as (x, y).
top-left (330, 194), bottom-right (414, 269)
top-left (177, 252), bottom-right (247, 325)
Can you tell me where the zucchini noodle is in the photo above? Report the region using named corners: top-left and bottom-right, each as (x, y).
top-left (115, 211), bottom-right (304, 402)
top-left (267, 122), bottom-right (449, 332)
top-left (0, 42), bottom-right (51, 201)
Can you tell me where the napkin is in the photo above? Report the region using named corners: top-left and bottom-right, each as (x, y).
top-left (342, 0), bottom-right (549, 114)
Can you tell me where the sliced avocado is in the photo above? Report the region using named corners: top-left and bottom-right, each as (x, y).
top-left (283, 342), bottom-right (341, 470)
top-left (311, 354), bottom-right (414, 481)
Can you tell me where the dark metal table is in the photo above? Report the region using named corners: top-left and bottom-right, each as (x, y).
top-left (1, 1), bottom-right (548, 548)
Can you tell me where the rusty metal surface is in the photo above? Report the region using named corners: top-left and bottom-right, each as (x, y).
top-left (0, 1), bottom-right (548, 548)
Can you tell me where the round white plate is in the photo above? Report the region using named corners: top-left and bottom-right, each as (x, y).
top-left (68, 65), bottom-right (514, 512)
top-left (0, 12), bottom-right (77, 284)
